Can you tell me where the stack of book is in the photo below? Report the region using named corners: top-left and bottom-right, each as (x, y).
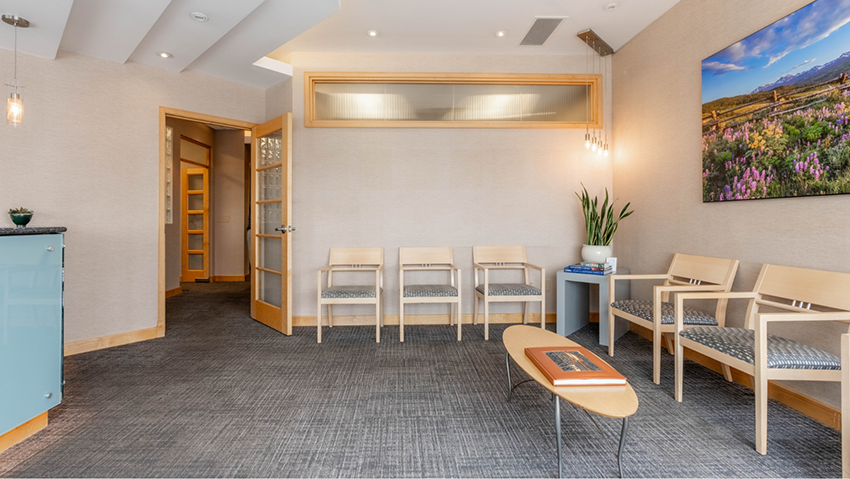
top-left (564, 262), bottom-right (614, 275)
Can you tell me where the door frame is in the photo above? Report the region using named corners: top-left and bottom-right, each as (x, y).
top-left (158, 107), bottom-right (257, 336)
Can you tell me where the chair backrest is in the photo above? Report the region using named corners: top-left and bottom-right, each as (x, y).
top-left (667, 253), bottom-right (739, 288)
top-left (399, 247), bottom-right (453, 266)
top-left (473, 245), bottom-right (527, 264)
top-left (744, 264), bottom-right (850, 329)
top-left (328, 247), bottom-right (384, 267)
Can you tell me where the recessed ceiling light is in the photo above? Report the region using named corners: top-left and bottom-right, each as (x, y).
top-left (157, 51), bottom-right (173, 59)
top-left (190, 12), bottom-right (208, 22)
top-left (603, 3), bottom-right (619, 12)
top-left (495, 31), bottom-right (507, 38)
top-left (366, 29), bottom-right (379, 37)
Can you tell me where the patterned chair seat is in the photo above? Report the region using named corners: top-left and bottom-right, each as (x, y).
top-left (680, 327), bottom-right (841, 370)
top-left (321, 286), bottom-right (381, 299)
top-left (611, 299), bottom-right (718, 326)
top-left (403, 284), bottom-right (458, 298)
top-left (475, 283), bottom-right (541, 296)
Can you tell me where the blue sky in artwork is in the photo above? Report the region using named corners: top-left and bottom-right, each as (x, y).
top-left (702, 0), bottom-right (850, 104)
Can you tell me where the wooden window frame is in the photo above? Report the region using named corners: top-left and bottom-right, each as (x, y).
top-left (304, 72), bottom-right (602, 129)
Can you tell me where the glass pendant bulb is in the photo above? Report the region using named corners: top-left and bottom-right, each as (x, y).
top-left (585, 132), bottom-right (591, 149)
top-left (591, 136), bottom-right (598, 152)
top-left (6, 93), bottom-right (22, 126)
top-left (603, 143), bottom-right (609, 157)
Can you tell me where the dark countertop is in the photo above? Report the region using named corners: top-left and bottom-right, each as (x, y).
top-left (0, 227), bottom-right (67, 236)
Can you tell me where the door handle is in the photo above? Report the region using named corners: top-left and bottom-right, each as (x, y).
top-left (275, 225), bottom-right (296, 234)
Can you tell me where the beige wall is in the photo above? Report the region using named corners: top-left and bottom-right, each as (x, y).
top-left (288, 52), bottom-right (614, 319)
top-left (212, 129), bottom-right (249, 277)
top-left (165, 118), bottom-right (215, 291)
top-left (0, 49), bottom-right (265, 343)
top-left (612, 0), bottom-right (850, 408)
top-left (265, 78), bottom-right (293, 121)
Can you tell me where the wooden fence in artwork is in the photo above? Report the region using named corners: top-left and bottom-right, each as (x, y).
top-left (702, 72), bottom-right (850, 133)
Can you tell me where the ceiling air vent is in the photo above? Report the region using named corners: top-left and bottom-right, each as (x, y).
top-left (520, 17), bottom-right (566, 46)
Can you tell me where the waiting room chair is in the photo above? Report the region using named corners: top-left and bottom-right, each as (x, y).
top-left (317, 247), bottom-right (384, 343)
top-left (675, 264), bottom-right (850, 455)
top-left (608, 253), bottom-right (740, 385)
top-left (473, 245), bottom-right (545, 341)
top-left (398, 247), bottom-right (462, 342)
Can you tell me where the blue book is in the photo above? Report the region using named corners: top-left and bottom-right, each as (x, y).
top-left (565, 266), bottom-right (611, 275)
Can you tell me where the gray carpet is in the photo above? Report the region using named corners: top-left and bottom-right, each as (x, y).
top-left (0, 282), bottom-right (842, 477)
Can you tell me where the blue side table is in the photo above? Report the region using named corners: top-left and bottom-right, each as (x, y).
top-left (556, 268), bottom-right (630, 346)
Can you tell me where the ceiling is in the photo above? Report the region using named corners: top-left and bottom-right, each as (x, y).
top-left (0, 0), bottom-right (680, 90)
top-left (269, 0), bottom-right (681, 60)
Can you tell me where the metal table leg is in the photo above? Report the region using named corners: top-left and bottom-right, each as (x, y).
top-left (555, 396), bottom-right (562, 479)
top-left (617, 417), bottom-right (629, 478)
top-left (505, 352), bottom-right (512, 401)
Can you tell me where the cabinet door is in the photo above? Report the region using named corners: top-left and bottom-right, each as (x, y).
top-left (0, 234), bottom-right (63, 435)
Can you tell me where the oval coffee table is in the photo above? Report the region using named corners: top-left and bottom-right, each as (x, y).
top-left (503, 325), bottom-right (639, 478)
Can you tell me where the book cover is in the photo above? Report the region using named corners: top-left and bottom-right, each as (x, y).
top-left (524, 346), bottom-right (627, 386)
top-left (564, 266), bottom-right (611, 275)
top-left (580, 261), bottom-right (608, 268)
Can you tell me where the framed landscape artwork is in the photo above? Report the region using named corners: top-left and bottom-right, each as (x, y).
top-left (702, 0), bottom-right (850, 202)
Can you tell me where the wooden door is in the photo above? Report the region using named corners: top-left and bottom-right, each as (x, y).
top-left (182, 167), bottom-right (209, 281)
top-left (250, 114), bottom-right (293, 334)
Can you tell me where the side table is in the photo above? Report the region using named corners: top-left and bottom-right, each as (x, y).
top-left (556, 268), bottom-right (630, 346)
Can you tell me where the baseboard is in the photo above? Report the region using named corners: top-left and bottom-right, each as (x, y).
top-left (212, 275), bottom-right (248, 282)
top-left (629, 324), bottom-right (841, 431)
top-left (297, 312), bottom-right (556, 327)
top-left (0, 412), bottom-right (47, 454)
top-left (165, 287), bottom-right (182, 298)
top-left (64, 327), bottom-right (162, 356)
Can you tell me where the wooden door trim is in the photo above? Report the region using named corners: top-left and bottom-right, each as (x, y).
top-left (181, 167), bottom-right (210, 282)
top-left (159, 107), bottom-right (257, 338)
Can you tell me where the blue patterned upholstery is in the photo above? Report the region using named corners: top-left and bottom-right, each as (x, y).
top-left (475, 283), bottom-right (541, 296)
top-left (403, 284), bottom-right (458, 298)
top-left (680, 327), bottom-right (841, 370)
top-left (611, 299), bottom-right (718, 326)
top-left (321, 286), bottom-right (380, 299)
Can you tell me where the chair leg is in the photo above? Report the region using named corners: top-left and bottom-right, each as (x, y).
top-left (317, 301), bottom-right (322, 344)
top-left (400, 302), bottom-right (405, 343)
top-left (381, 294), bottom-right (385, 327)
top-left (375, 300), bottom-right (380, 343)
top-left (450, 303), bottom-right (455, 326)
top-left (328, 305), bottom-right (334, 328)
top-left (755, 371), bottom-right (768, 455)
top-left (484, 299), bottom-right (489, 341)
top-left (456, 300), bottom-right (462, 342)
top-left (608, 310), bottom-right (616, 357)
top-left (664, 333), bottom-right (675, 355)
top-left (523, 302), bottom-right (529, 324)
top-left (540, 290), bottom-right (546, 330)
top-left (473, 296), bottom-right (479, 325)
top-left (653, 327), bottom-right (662, 385)
top-left (675, 333), bottom-right (683, 402)
top-left (721, 364), bottom-right (733, 382)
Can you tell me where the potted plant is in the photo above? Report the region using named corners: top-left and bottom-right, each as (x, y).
top-left (8, 207), bottom-right (33, 229)
top-left (576, 185), bottom-right (633, 263)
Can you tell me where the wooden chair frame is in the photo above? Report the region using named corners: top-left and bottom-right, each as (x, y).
top-left (398, 247), bottom-right (462, 342)
top-left (842, 333), bottom-right (850, 478)
top-left (608, 253), bottom-right (740, 384)
top-left (675, 264), bottom-right (850, 455)
top-left (472, 246), bottom-right (545, 341)
top-left (317, 247), bottom-right (384, 343)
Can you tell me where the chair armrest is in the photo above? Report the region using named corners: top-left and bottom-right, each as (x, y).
top-left (523, 262), bottom-right (544, 272)
top-left (758, 311), bottom-right (850, 323)
top-left (673, 292), bottom-right (759, 330)
top-left (448, 263), bottom-right (461, 271)
top-left (616, 274), bottom-right (670, 281)
top-left (655, 284), bottom-right (726, 294)
top-left (474, 262), bottom-right (487, 271)
top-left (319, 265), bottom-right (333, 273)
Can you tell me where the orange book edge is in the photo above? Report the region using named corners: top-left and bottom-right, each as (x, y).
top-left (525, 346), bottom-right (627, 386)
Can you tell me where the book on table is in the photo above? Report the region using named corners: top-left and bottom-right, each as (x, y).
top-left (524, 346), bottom-right (627, 386)
top-left (564, 264), bottom-right (613, 275)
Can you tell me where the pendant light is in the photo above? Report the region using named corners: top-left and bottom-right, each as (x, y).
top-left (3, 15), bottom-right (29, 126)
top-left (603, 51), bottom-right (610, 157)
top-left (590, 41), bottom-right (598, 152)
top-left (584, 39), bottom-right (591, 150)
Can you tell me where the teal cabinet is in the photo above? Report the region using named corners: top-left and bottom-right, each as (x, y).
top-left (0, 233), bottom-right (64, 436)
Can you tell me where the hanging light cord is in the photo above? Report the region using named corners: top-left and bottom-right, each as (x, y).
top-left (13, 21), bottom-right (17, 91)
top-left (585, 37), bottom-right (589, 136)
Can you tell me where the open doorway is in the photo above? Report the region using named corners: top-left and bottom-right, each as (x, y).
top-left (156, 108), bottom-right (257, 336)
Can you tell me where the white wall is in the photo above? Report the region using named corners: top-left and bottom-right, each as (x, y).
top-left (287, 52), bottom-right (614, 319)
top-left (612, 0), bottom-right (850, 407)
top-left (0, 49), bottom-right (265, 343)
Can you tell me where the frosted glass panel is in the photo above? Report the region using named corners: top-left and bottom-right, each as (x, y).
top-left (180, 139), bottom-right (209, 165)
top-left (188, 234), bottom-right (203, 251)
top-left (260, 271), bottom-right (282, 307)
top-left (188, 254), bottom-right (203, 271)
top-left (187, 194), bottom-right (203, 211)
top-left (165, 127), bottom-right (173, 224)
top-left (187, 175), bottom-right (203, 191)
top-left (260, 202), bottom-right (282, 234)
top-left (259, 135), bottom-right (282, 167)
top-left (188, 214), bottom-right (203, 231)
top-left (260, 166), bottom-right (282, 201)
top-left (260, 237), bottom-right (282, 271)
top-left (312, 82), bottom-right (589, 123)
top-left (315, 83), bottom-right (384, 121)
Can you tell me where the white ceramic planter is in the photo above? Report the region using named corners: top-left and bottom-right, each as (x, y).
top-left (581, 244), bottom-right (613, 263)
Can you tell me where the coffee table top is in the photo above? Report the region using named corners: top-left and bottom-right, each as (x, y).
top-left (503, 325), bottom-right (638, 419)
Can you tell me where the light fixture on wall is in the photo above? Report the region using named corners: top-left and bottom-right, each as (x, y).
top-left (577, 29), bottom-right (614, 157)
top-left (3, 14), bottom-right (29, 127)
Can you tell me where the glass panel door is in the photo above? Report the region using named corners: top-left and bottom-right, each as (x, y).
top-left (182, 167), bottom-right (209, 282)
top-left (251, 114), bottom-right (293, 334)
